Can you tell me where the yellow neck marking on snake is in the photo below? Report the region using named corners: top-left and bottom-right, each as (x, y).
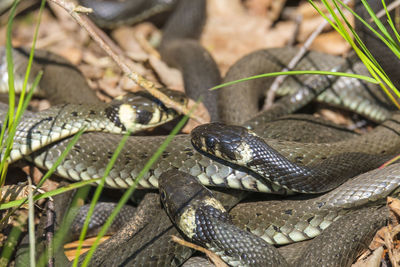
top-left (148, 107), bottom-right (161, 125)
top-left (118, 104), bottom-right (137, 131)
top-left (178, 196), bottom-right (226, 239)
top-left (235, 142), bottom-right (253, 165)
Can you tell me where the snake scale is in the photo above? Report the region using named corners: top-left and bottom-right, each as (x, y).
top-left (2, 0), bottom-right (400, 266)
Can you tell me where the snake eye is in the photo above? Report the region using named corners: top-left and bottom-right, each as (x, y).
top-left (205, 136), bottom-right (216, 149)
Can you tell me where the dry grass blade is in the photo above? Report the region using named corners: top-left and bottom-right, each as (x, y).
top-left (171, 235), bottom-right (228, 267)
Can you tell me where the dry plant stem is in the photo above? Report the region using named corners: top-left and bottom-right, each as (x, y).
top-left (47, 0), bottom-right (205, 124)
top-left (136, 35), bottom-right (161, 58)
top-left (46, 200), bottom-right (55, 267)
top-left (83, 17), bottom-right (125, 56)
top-left (375, 0), bottom-right (400, 20)
top-left (287, 14), bottom-right (303, 46)
top-left (171, 235), bottom-right (228, 267)
top-left (263, 0), bottom-right (351, 110)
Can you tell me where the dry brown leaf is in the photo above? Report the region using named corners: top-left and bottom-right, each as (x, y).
top-left (385, 227), bottom-right (398, 267)
top-left (0, 209), bottom-right (28, 232)
top-left (369, 227), bottom-right (387, 250)
top-left (0, 182), bottom-right (48, 214)
top-left (82, 50), bottom-right (114, 68)
top-left (57, 46), bottom-right (83, 65)
top-left (119, 75), bottom-right (141, 92)
top-left (244, 0), bottom-right (286, 20)
top-left (0, 184), bottom-right (31, 207)
top-left (148, 56), bottom-right (183, 91)
top-left (182, 100), bottom-right (210, 134)
top-left (317, 109), bottom-right (354, 126)
top-left (64, 236), bottom-right (110, 261)
top-left (202, 0), bottom-right (290, 74)
top-left (297, 15), bottom-right (330, 42)
top-left (35, 31), bottom-right (67, 49)
top-left (352, 246), bottom-right (384, 267)
top-left (48, 1), bottom-right (82, 32)
top-left (391, 224), bottom-right (400, 240)
top-left (244, 0), bottom-right (274, 15)
top-left (311, 31), bottom-right (351, 55)
top-left (132, 23), bottom-right (161, 58)
top-left (295, 1), bottom-right (353, 55)
top-left (266, 21), bottom-right (297, 46)
top-left (388, 197), bottom-right (400, 224)
top-left (111, 25), bottom-right (148, 57)
top-left (79, 63), bottom-right (104, 80)
top-left (297, 1), bottom-right (327, 18)
top-left (98, 72), bottom-right (126, 98)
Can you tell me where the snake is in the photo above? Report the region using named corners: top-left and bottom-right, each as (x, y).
top-left (2, 0), bottom-right (400, 266)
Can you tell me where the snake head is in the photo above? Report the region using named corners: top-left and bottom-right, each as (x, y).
top-left (158, 169), bottom-right (227, 240)
top-left (191, 122), bottom-right (254, 163)
top-left (106, 88), bottom-right (187, 132)
top-left (159, 170), bottom-right (212, 221)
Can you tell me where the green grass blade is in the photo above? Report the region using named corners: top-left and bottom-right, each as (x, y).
top-left (36, 185), bottom-right (91, 267)
top-left (0, 71), bottom-right (41, 186)
top-left (308, 1), bottom-right (339, 32)
top-left (0, 115), bottom-right (10, 156)
top-left (14, 71), bottom-right (42, 127)
top-left (80, 103), bottom-right (197, 267)
top-left (35, 127), bottom-right (86, 189)
top-left (0, 127), bottom-right (85, 227)
top-left (0, 0), bottom-right (19, 186)
top-left (0, 215), bottom-right (26, 266)
top-left (0, 0), bottom-right (45, 186)
top-left (72, 130), bottom-right (132, 265)
top-left (210, 70), bottom-right (378, 90)
top-left (336, 0), bottom-right (400, 60)
top-left (320, 0), bottom-right (352, 43)
top-left (5, 0), bottom-right (19, 127)
top-left (311, 0), bottom-right (400, 109)
top-left (0, 178), bottom-right (101, 210)
top-left (383, 0), bottom-right (400, 43)
top-left (361, 0), bottom-right (399, 47)
top-left (16, 0), bottom-right (46, 118)
top-left (387, 17), bottom-right (400, 43)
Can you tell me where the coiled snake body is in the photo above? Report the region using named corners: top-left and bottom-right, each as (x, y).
top-left (4, 0), bottom-right (400, 266)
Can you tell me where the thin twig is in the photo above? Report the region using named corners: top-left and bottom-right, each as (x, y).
top-left (46, 199), bottom-right (55, 267)
top-left (263, 0), bottom-right (350, 109)
top-left (287, 14), bottom-right (303, 46)
top-left (375, 0), bottom-right (400, 20)
top-left (171, 235), bottom-right (228, 267)
top-left (47, 0), bottom-right (205, 124)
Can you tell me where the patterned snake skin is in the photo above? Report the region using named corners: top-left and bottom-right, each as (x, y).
top-left (5, 0), bottom-right (400, 266)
